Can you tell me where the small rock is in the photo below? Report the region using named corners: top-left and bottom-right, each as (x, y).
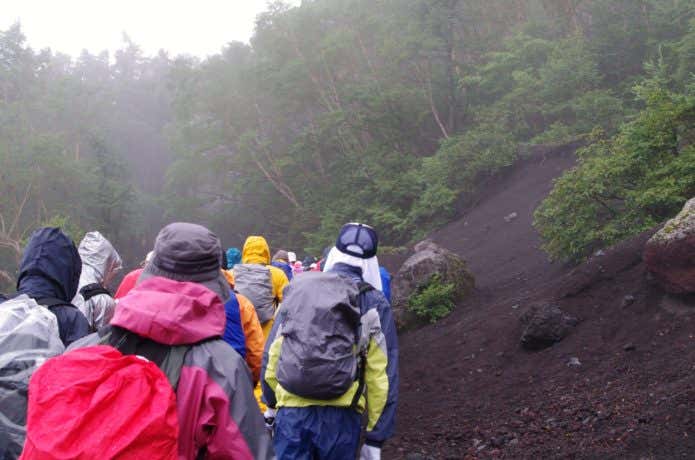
top-left (621, 295), bottom-right (636, 308)
top-left (504, 212), bottom-right (518, 223)
top-left (405, 454), bottom-right (426, 460)
top-left (594, 249), bottom-right (606, 257)
top-left (567, 357), bottom-right (582, 367)
top-left (511, 304), bottom-right (520, 309)
top-left (508, 438), bottom-right (520, 446)
top-left (520, 304), bottom-right (579, 350)
top-left (623, 343), bottom-right (636, 352)
top-left (489, 437), bottom-right (504, 447)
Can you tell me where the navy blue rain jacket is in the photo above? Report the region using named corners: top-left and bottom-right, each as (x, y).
top-left (16, 227), bottom-right (90, 346)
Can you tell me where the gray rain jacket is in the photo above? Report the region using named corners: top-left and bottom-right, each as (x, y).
top-left (72, 232), bottom-right (122, 331)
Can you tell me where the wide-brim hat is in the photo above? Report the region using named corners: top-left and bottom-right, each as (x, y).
top-left (139, 222), bottom-right (230, 301)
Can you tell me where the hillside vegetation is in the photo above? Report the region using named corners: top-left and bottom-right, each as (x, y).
top-left (1, 0), bottom-right (694, 287)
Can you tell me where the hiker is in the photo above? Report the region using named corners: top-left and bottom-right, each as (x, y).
top-left (15, 227), bottom-right (90, 346)
top-left (0, 292), bottom-right (65, 457)
top-left (262, 223), bottom-right (398, 460)
top-left (114, 251), bottom-right (153, 299)
top-left (67, 223), bottom-right (273, 459)
top-left (72, 231), bottom-right (122, 331)
top-left (379, 266), bottom-right (392, 303)
top-left (221, 269), bottom-right (264, 384)
top-left (292, 260), bottom-right (303, 276)
top-left (233, 236), bottom-right (289, 337)
top-left (226, 247), bottom-right (242, 269)
top-left (271, 250), bottom-right (294, 281)
top-left (287, 251), bottom-right (297, 266)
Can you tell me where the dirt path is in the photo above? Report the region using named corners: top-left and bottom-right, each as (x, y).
top-left (385, 147), bottom-right (695, 459)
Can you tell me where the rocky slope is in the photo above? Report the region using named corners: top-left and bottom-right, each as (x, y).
top-left (386, 146), bottom-right (694, 459)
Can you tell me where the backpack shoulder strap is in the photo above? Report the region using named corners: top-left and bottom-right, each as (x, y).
top-left (79, 283), bottom-right (111, 301)
top-left (161, 337), bottom-right (219, 390)
top-left (159, 345), bottom-right (192, 390)
top-left (357, 281), bottom-right (375, 295)
top-left (350, 281), bottom-right (374, 410)
top-left (35, 297), bottom-right (77, 309)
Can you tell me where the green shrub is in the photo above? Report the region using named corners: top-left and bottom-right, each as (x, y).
top-left (534, 66), bottom-right (695, 262)
top-left (407, 275), bottom-right (457, 324)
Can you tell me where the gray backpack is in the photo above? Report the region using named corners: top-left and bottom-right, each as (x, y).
top-left (233, 264), bottom-right (276, 323)
top-left (275, 272), bottom-right (372, 400)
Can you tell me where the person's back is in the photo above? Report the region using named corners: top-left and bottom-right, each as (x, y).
top-left (263, 223), bottom-right (398, 460)
top-left (15, 227), bottom-right (89, 346)
top-left (233, 236), bottom-right (288, 336)
top-left (72, 231), bottom-right (122, 331)
top-left (0, 295), bottom-right (64, 458)
top-left (69, 223), bottom-right (273, 459)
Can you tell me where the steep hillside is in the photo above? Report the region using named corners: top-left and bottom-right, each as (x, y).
top-left (386, 147), bottom-right (695, 459)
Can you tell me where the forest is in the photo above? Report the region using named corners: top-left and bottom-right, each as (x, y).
top-left (1, 0), bottom-right (694, 289)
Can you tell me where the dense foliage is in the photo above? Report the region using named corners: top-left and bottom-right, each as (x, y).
top-left (1, 0), bottom-right (695, 289)
top-left (165, 0), bottom-right (695, 255)
top-left (0, 28), bottom-right (172, 286)
top-left (535, 63), bottom-right (695, 261)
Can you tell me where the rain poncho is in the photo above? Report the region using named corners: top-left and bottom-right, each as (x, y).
top-left (72, 231), bottom-right (122, 331)
top-left (235, 236), bottom-right (289, 335)
top-left (0, 295), bottom-right (64, 458)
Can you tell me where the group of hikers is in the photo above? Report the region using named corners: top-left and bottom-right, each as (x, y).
top-left (0, 221), bottom-right (398, 460)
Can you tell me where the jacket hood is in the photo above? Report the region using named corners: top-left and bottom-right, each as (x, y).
top-left (17, 227), bottom-right (82, 302)
top-left (225, 247), bottom-right (241, 268)
top-left (78, 231), bottom-right (123, 286)
top-left (242, 236), bottom-right (270, 265)
top-left (111, 276), bottom-right (225, 345)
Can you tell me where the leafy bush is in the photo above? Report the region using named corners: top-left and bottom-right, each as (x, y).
top-left (534, 65), bottom-right (695, 262)
top-left (407, 275), bottom-right (457, 324)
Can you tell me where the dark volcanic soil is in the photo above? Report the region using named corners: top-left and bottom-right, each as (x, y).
top-left (385, 147), bottom-right (695, 459)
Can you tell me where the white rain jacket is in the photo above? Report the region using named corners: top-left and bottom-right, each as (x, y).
top-left (72, 231), bottom-right (122, 331)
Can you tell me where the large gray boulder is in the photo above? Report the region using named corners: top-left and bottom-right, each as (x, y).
top-left (392, 240), bottom-right (475, 328)
top-left (644, 197), bottom-right (695, 294)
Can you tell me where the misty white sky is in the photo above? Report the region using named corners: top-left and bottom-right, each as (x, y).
top-left (1, 0), bottom-right (300, 58)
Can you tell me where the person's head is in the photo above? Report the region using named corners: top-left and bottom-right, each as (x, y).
top-left (139, 223), bottom-right (229, 301)
top-left (78, 231), bottom-right (123, 286)
top-left (323, 222), bottom-right (382, 290)
top-left (241, 236), bottom-right (270, 265)
top-left (272, 250), bottom-right (289, 264)
top-left (17, 227), bottom-right (82, 301)
top-left (225, 247), bottom-right (241, 269)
